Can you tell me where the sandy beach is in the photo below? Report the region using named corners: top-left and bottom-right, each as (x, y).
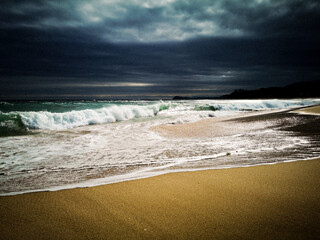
top-left (1, 105), bottom-right (319, 240)
top-left (1, 159), bottom-right (320, 240)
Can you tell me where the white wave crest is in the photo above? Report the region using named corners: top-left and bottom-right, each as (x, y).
top-left (207, 99), bottom-right (319, 111)
top-left (19, 103), bottom-right (168, 130)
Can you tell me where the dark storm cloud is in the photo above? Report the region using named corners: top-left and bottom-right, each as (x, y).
top-left (5, 0), bottom-right (318, 41)
top-left (0, 0), bottom-right (319, 99)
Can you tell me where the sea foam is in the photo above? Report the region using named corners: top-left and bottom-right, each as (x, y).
top-left (193, 99), bottom-right (319, 112)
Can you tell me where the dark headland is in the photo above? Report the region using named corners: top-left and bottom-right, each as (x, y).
top-left (173, 81), bottom-right (320, 100)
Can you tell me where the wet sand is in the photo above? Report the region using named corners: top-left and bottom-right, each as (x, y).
top-left (1, 159), bottom-right (320, 240)
top-left (294, 105), bottom-right (320, 115)
top-left (152, 105), bottom-right (320, 138)
top-left (150, 112), bottom-right (270, 138)
top-left (151, 116), bottom-right (240, 138)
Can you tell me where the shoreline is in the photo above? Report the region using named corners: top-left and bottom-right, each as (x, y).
top-left (1, 105), bottom-right (320, 197)
top-left (1, 156), bottom-right (319, 197)
top-left (1, 158), bottom-right (320, 239)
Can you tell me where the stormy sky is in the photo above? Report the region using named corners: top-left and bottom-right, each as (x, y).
top-left (0, 0), bottom-right (319, 99)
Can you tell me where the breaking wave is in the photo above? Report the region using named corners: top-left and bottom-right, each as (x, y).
top-left (0, 102), bottom-right (170, 133)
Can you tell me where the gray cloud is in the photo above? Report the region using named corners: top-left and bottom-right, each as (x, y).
top-left (0, 0), bottom-right (246, 42)
top-left (1, 0), bottom-right (318, 42)
top-left (0, 0), bottom-right (319, 99)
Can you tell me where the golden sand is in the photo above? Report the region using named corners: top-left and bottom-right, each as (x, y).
top-left (1, 159), bottom-right (320, 240)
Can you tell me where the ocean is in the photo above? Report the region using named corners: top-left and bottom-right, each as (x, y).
top-left (1, 99), bottom-right (320, 195)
